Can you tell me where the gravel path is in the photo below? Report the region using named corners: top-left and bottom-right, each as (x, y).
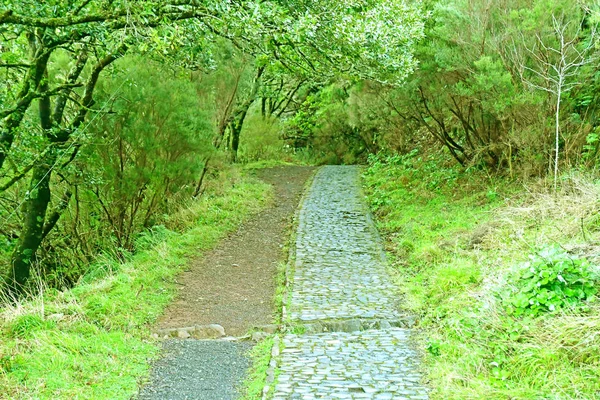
top-left (158, 166), bottom-right (314, 336)
top-left (138, 340), bottom-right (251, 400)
top-left (274, 166), bottom-right (428, 399)
top-left (139, 167), bottom-right (315, 400)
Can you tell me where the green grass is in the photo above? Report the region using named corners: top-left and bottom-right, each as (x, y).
top-left (241, 337), bottom-right (274, 400)
top-left (363, 152), bottom-right (600, 399)
top-left (0, 170), bottom-right (271, 399)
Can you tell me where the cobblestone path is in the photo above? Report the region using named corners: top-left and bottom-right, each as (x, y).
top-left (273, 166), bottom-right (428, 400)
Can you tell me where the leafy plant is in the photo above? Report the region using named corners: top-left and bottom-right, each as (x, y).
top-left (426, 339), bottom-right (442, 356)
top-left (503, 246), bottom-right (598, 317)
top-left (583, 129), bottom-right (600, 162)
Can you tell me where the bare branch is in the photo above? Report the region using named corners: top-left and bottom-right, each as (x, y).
top-left (0, 63), bottom-right (30, 68)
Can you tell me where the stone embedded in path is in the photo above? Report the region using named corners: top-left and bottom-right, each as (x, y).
top-left (274, 166), bottom-right (428, 399)
top-left (156, 323), bottom-right (226, 339)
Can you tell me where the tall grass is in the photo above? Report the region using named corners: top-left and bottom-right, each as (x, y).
top-left (363, 152), bottom-right (600, 399)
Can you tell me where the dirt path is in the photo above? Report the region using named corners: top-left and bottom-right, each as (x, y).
top-left (157, 166), bottom-right (315, 337)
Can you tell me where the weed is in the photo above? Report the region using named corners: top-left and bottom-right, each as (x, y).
top-left (502, 246), bottom-right (598, 317)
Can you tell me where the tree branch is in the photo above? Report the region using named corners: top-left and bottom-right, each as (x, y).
top-left (0, 163), bottom-right (34, 192)
top-left (0, 63), bottom-right (31, 68)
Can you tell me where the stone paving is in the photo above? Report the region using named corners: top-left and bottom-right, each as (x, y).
top-left (290, 166), bottom-right (400, 322)
top-left (272, 166), bottom-right (428, 399)
top-left (273, 330), bottom-right (428, 400)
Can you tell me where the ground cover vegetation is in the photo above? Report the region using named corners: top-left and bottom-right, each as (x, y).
top-left (2, 0), bottom-right (600, 398)
top-left (354, 2), bottom-right (600, 397)
top-left (364, 152), bottom-right (600, 398)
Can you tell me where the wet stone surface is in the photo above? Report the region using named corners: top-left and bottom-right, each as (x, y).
top-left (275, 166), bottom-right (428, 399)
top-left (290, 166), bottom-right (400, 322)
top-left (273, 330), bottom-right (428, 400)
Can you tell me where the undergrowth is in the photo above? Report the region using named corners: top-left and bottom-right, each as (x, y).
top-left (0, 168), bottom-right (271, 399)
top-left (363, 151), bottom-right (600, 399)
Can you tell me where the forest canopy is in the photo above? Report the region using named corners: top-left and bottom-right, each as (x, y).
top-left (2, 0), bottom-right (600, 294)
top-left (0, 0), bottom-right (425, 291)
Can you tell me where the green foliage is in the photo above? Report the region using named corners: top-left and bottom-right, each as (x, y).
top-left (503, 247), bottom-right (598, 317)
top-left (237, 114), bottom-right (292, 163)
top-left (282, 93), bottom-right (321, 148)
top-left (583, 128), bottom-right (600, 164)
top-left (364, 152), bottom-right (600, 399)
top-left (426, 339), bottom-right (441, 356)
top-left (352, 0), bottom-right (599, 174)
top-left (78, 56), bottom-right (214, 250)
top-left (0, 170), bottom-right (270, 399)
top-left (0, 54), bottom-right (225, 287)
top-left (363, 151), bottom-right (491, 290)
top-left (1, 0), bottom-right (427, 289)
top-left (282, 84), bottom-right (383, 164)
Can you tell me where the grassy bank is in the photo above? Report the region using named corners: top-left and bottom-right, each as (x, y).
top-left (0, 169), bottom-right (271, 399)
top-left (363, 152), bottom-right (600, 399)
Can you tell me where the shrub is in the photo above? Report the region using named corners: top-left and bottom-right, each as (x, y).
top-left (503, 246), bottom-right (598, 317)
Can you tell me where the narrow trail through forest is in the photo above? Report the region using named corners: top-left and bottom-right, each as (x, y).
top-left (273, 166), bottom-right (428, 399)
top-left (139, 166), bottom-right (314, 400)
top-left (139, 165), bottom-right (427, 400)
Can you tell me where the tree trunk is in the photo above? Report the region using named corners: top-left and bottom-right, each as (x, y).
top-left (193, 157), bottom-right (210, 198)
top-left (5, 45), bottom-right (125, 292)
top-left (8, 150), bottom-right (55, 291)
top-left (230, 106), bottom-right (250, 162)
top-left (0, 36), bottom-right (52, 172)
top-left (554, 81), bottom-right (562, 192)
top-left (229, 65), bottom-right (265, 162)
top-left (7, 74), bottom-right (55, 292)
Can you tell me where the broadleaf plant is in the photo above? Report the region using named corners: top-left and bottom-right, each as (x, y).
top-left (503, 246), bottom-right (598, 317)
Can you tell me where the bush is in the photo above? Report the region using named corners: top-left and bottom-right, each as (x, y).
top-left (503, 246), bottom-right (598, 317)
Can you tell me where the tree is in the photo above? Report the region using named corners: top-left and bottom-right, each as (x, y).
top-left (0, 0), bottom-right (427, 291)
top-left (516, 12), bottom-right (597, 189)
top-left (356, 0), bottom-right (599, 176)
